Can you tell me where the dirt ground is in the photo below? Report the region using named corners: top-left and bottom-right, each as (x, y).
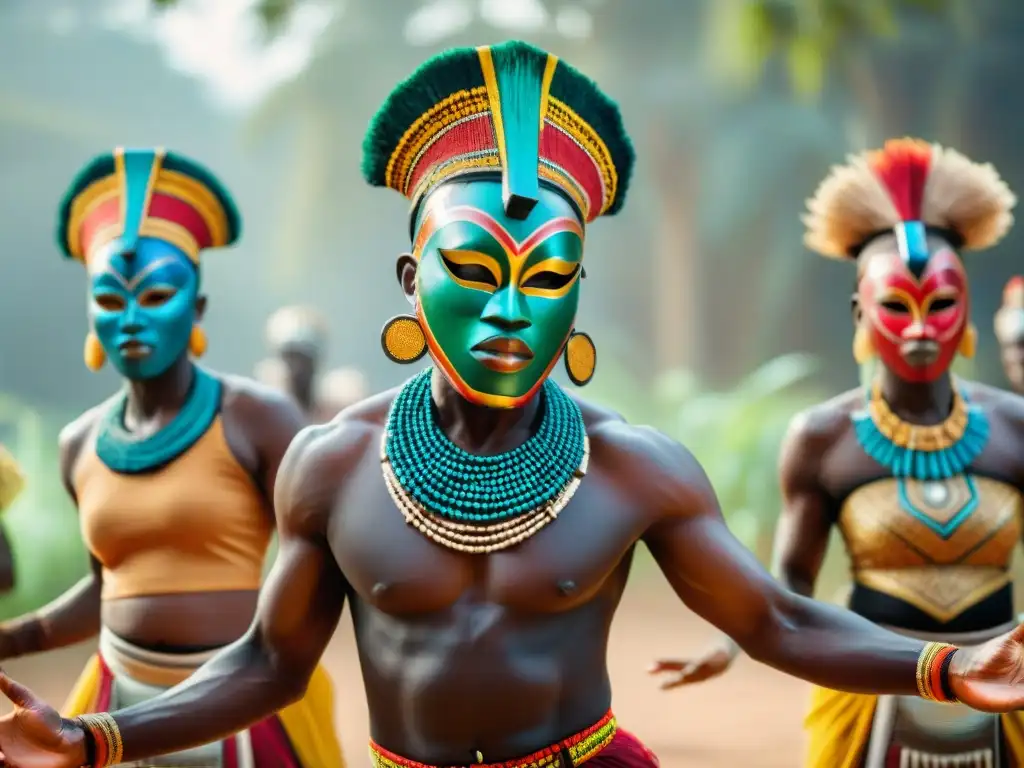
top-left (0, 574), bottom-right (810, 767)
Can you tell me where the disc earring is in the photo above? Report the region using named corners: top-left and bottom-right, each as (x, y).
top-left (958, 323), bottom-right (977, 359)
top-left (189, 325), bottom-right (208, 357)
top-left (853, 327), bottom-right (874, 364)
top-left (563, 331), bottom-right (596, 386)
top-left (381, 315), bottom-right (428, 364)
top-left (83, 332), bottom-right (106, 371)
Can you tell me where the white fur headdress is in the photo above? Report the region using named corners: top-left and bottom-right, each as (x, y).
top-left (803, 138), bottom-right (1016, 259)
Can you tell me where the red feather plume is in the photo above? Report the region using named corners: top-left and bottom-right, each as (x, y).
top-left (866, 138), bottom-right (933, 221)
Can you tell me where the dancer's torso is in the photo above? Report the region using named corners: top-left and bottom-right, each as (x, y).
top-left (839, 474), bottom-right (1021, 631)
top-left (329, 389), bottom-right (664, 765)
top-left (822, 383), bottom-right (1024, 633)
top-left (73, 408), bottom-right (273, 650)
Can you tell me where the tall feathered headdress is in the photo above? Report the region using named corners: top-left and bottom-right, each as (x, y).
top-left (361, 39), bottom-right (634, 226)
top-left (803, 138), bottom-right (1016, 263)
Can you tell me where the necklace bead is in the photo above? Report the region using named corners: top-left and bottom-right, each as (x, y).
top-left (852, 379), bottom-right (989, 481)
top-left (381, 369), bottom-right (589, 552)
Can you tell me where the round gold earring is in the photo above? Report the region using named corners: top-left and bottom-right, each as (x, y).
top-left (958, 323), bottom-right (977, 359)
top-left (189, 326), bottom-right (208, 358)
top-left (852, 327), bottom-right (874, 365)
top-left (563, 331), bottom-right (596, 386)
top-left (381, 315), bottom-right (427, 364)
top-left (83, 332), bottom-right (106, 371)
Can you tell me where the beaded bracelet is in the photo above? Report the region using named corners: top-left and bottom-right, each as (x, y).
top-left (916, 642), bottom-right (959, 703)
top-left (74, 713), bottom-right (123, 768)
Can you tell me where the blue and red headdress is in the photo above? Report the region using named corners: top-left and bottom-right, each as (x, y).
top-left (361, 39), bottom-right (634, 226)
top-left (56, 147), bottom-right (241, 265)
top-left (803, 138), bottom-right (1016, 264)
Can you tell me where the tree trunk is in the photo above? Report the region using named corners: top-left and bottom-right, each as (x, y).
top-left (271, 98), bottom-right (332, 288)
top-left (649, 120), bottom-right (700, 374)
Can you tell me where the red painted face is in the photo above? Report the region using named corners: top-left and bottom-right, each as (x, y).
top-left (857, 246), bottom-right (968, 382)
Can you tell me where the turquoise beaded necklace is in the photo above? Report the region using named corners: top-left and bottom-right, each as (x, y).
top-left (384, 368), bottom-right (587, 525)
top-left (95, 366), bottom-right (222, 474)
top-left (851, 382), bottom-right (989, 481)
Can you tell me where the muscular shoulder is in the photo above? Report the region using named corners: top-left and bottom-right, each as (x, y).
top-left (961, 379), bottom-right (1024, 424)
top-left (571, 393), bottom-right (627, 429)
top-left (588, 418), bottom-right (715, 525)
top-left (219, 373), bottom-right (305, 431)
top-left (274, 386), bottom-right (398, 538)
top-left (778, 388), bottom-right (860, 494)
top-left (218, 372), bottom-right (306, 455)
top-left (57, 398), bottom-right (114, 498)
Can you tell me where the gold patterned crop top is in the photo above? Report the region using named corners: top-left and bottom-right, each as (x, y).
top-left (838, 475), bottom-right (1023, 624)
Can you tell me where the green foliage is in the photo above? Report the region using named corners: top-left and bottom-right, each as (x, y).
top-left (706, 0), bottom-right (955, 99)
top-left (588, 353), bottom-right (826, 554)
top-left (150, 0), bottom-right (297, 33)
top-left (0, 396), bottom-right (87, 620)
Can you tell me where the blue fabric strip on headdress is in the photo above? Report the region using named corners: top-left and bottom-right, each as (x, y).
top-left (489, 45), bottom-right (546, 217)
top-left (896, 220), bottom-right (929, 277)
top-left (120, 149), bottom-right (160, 252)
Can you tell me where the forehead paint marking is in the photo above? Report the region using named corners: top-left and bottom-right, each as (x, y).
top-left (96, 255), bottom-right (180, 292)
top-left (413, 205), bottom-right (583, 261)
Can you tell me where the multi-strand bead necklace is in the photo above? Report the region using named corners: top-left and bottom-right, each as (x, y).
top-left (381, 368), bottom-right (589, 553)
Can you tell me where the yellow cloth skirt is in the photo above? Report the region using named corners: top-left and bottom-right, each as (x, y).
top-left (62, 628), bottom-right (344, 768)
top-left (804, 684), bottom-right (1024, 767)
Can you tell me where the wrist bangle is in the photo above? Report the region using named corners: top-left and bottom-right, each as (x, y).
top-left (916, 642), bottom-right (959, 703)
top-left (73, 713), bottom-right (123, 767)
top-left (70, 717), bottom-right (96, 768)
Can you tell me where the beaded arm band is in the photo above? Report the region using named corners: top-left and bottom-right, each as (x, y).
top-left (73, 713), bottom-right (123, 768)
top-left (916, 642), bottom-right (959, 703)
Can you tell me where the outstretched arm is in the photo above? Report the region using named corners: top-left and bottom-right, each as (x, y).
top-left (638, 427), bottom-right (922, 695)
top-left (648, 411), bottom-right (837, 688)
top-left (0, 422), bottom-right (105, 659)
top-left (103, 423), bottom-right (349, 763)
top-left (770, 411), bottom-right (836, 597)
top-left (0, 423), bottom-right (354, 766)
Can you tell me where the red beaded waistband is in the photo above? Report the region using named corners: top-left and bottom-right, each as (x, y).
top-left (369, 710), bottom-right (617, 768)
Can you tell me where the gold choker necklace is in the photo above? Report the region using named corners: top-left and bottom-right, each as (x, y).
top-left (867, 381), bottom-right (968, 451)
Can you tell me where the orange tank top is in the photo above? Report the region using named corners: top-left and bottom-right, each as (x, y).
top-left (74, 417), bottom-right (274, 600)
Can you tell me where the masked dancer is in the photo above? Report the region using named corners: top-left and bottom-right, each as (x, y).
top-left (4, 48), bottom-right (1024, 768)
top-left (0, 148), bottom-right (344, 767)
top-left (316, 367), bottom-right (369, 419)
top-left (654, 139), bottom-right (1024, 767)
top-left (257, 305), bottom-right (329, 420)
top-left (0, 445), bottom-right (25, 592)
top-left (996, 277), bottom-right (1024, 394)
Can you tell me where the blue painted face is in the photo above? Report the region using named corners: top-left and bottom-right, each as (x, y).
top-left (87, 237), bottom-right (200, 380)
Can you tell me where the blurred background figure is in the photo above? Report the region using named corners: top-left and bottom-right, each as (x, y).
top-left (0, 446), bottom-right (24, 593)
top-left (259, 305), bottom-right (328, 418)
top-left (316, 366), bottom-right (368, 420)
top-left (995, 277), bottom-right (1024, 393)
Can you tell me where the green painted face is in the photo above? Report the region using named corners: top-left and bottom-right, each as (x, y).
top-left (413, 179), bottom-right (585, 408)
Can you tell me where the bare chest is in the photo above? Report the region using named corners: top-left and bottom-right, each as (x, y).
top-left (327, 453), bottom-right (643, 616)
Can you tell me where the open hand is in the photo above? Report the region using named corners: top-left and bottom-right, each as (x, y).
top-left (648, 641), bottom-right (739, 689)
top-left (950, 623), bottom-right (1024, 713)
top-left (0, 671), bottom-right (85, 768)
